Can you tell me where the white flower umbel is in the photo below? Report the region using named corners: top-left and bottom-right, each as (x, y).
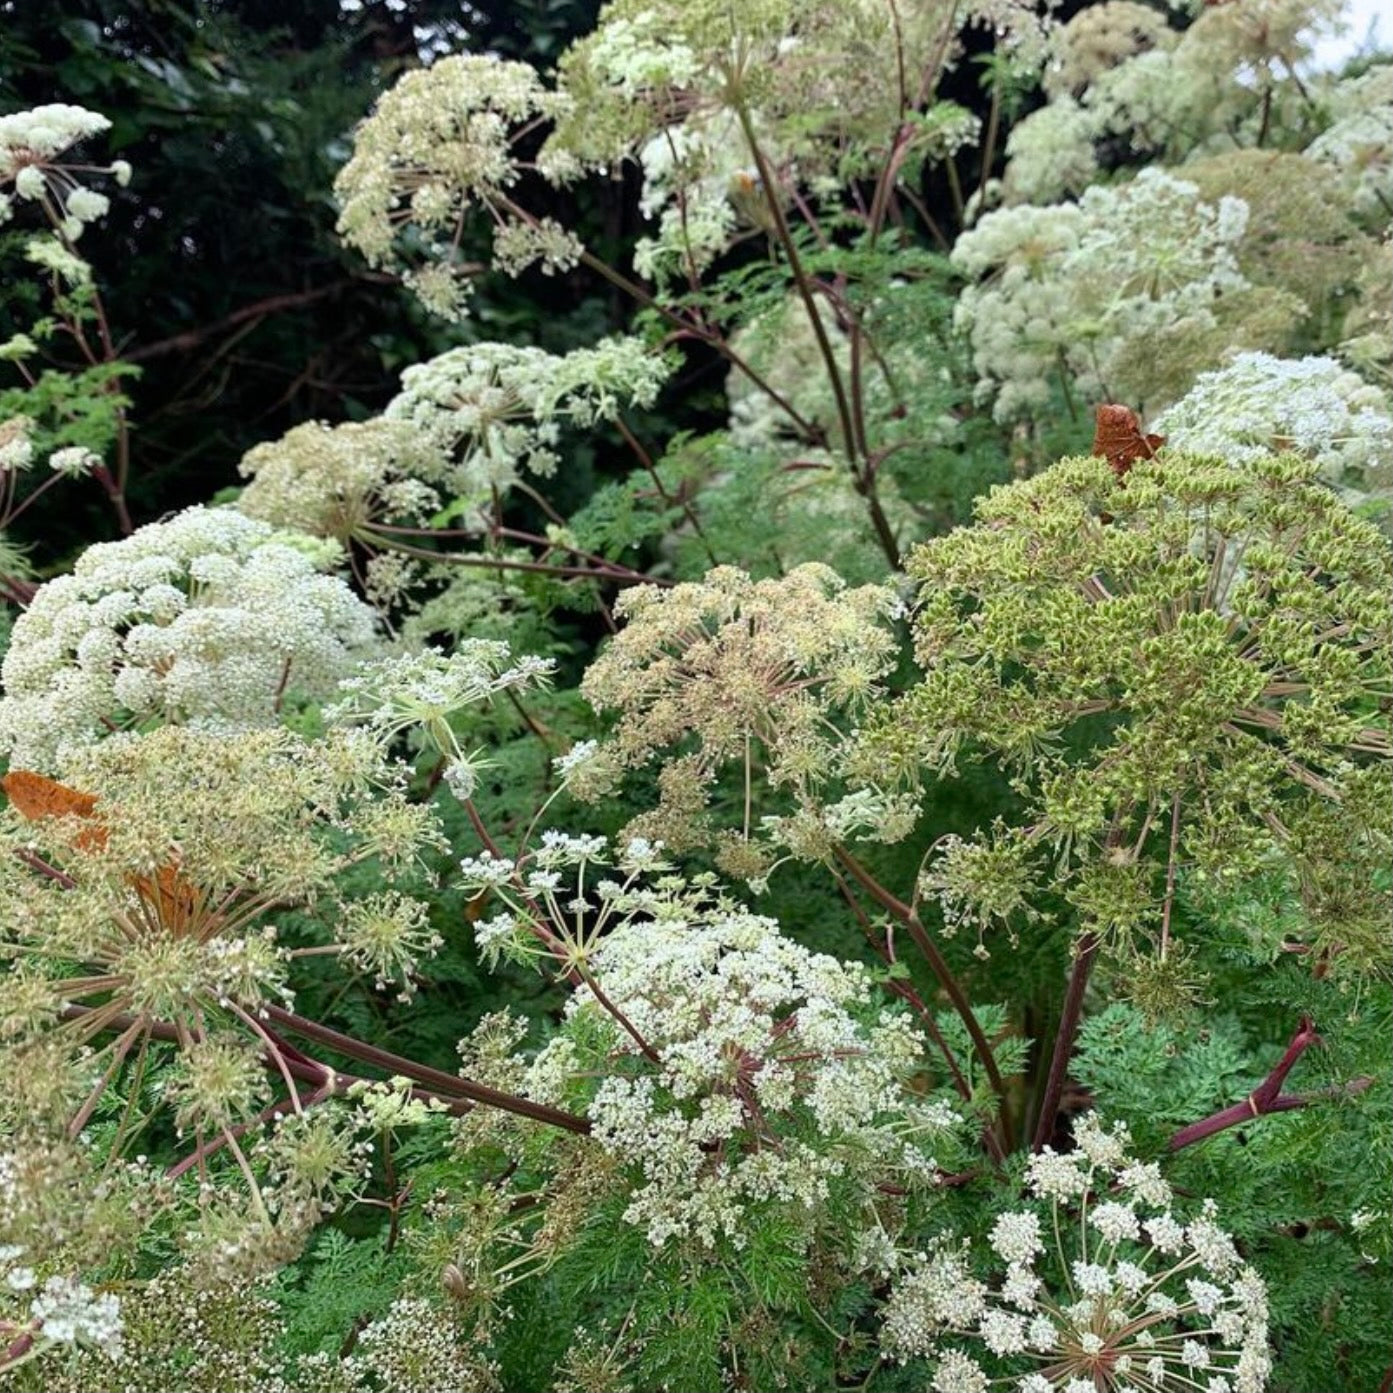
top-left (384, 337), bottom-right (669, 507)
top-left (1302, 63), bottom-right (1393, 224)
top-left (1154, 352), bottom-right (1393, 513)
top-left (26, 1274), bottom-right (123, 1359)
top-left (510, 894), bottom-right (957, 1250)
top-left (0, 506), bottom-right (377, 770)
top-left (881, 1114), bottom-right (1272, 1393)
top-left (0, 105), bottom-right (110, 177)
top-left (0, 103), bottom-right (126, 237)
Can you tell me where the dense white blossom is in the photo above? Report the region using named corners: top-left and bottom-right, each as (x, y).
top-left (0, 506), bottom-right (377, 769)
top-left (537, 908), bottom-right (952, 1248)
top-left (1303, 63), bottom-right (1393, 224)
top-left (1154, 352), bottom-right (1393, 512)
top-left (953, 169), bottom-right (1261, 419)
top-left (0, 103), bottom-right (125, 237)
top-left (26, 1274), bottom-right (124, 1359)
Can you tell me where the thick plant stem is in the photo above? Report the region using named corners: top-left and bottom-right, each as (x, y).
top-left (834, 847), bottom-right (1010, 1116)
top-left (1168, 1017), bottom-right (1372, 1151)
top-left (727, 93), bottom-right (902, 571)
top-left (1031, 932), bottom-right (1100, 1152)
top-left (831, 865), bottom-right (973, 1104)
top-left (264, 1005), bottom-right (591, 1135)
top-left (616, 416), bottom-right (720, 566)
top-left (732, 92), bottom-right (856, 464)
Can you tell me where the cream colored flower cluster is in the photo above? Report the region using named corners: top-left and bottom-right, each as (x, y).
top-left (333, 54), bottom-right (574, 316)
top-left (575, 563), bottom-right (903, 859)
top-left (0, 506), bottom-right (377, 769)
top-left (881, 1115), bottom-right (1272, 1393)
top-left (532, 906), bottom-right (956, 1249)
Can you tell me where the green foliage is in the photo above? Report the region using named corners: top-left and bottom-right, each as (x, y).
top-left (1, 2), bottom-right (1390, 1390)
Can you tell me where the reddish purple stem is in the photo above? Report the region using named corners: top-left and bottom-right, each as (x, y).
top-left (1168, 1017), bottom-right (1371, 1151)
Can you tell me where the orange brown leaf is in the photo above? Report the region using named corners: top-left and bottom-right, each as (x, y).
top-left (2, 770), bottom-right (108, 851)
top-left (1092, 404), bottom-right (1164, 480)
top-left (3, 769), bottom-right (200, 929)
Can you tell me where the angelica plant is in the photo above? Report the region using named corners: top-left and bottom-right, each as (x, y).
top-left (3, 5), bottom-right (1393, 1390)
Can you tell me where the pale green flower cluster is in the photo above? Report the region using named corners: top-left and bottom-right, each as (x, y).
top-left (881, 1115), bottom-right (1272, 1393)
top-left (0, 725), bottom-right (445, 1135)
top-left (0, 506), bottom-right (377, 770)
top-left (237, 418), bottom-right (450, 542)
top-left (1039, 2), bottom-right (1177, 102)
top-left (855, 450), bottom-right (1392, 981)
top-left (1154, 352), bottom-right (1393, 513)
top-left (333, 54), bottom-right (573, 316)
top-left (543, 0), bottom-right (1046, 282)
top-left (1003, 0), bottom-right (1344, 202)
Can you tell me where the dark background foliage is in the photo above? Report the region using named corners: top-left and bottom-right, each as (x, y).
top-left (0, 0), bottom-right (622, 557)
top-left (0, 0), bottom-right (1071, 563)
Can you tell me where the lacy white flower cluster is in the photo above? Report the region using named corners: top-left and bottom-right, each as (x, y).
top-left (329, 640), bottom-right (555, 796)
top-left (459, 828), bottom-right (673, 975)
top-left (333, 55), bottom-right (573, 316)
top-left (1154, 352), bottom-right (1393, 513)
top-left (1304, 63), bottom-right (1393, 225)
top-left (881, 1115), bottom-right (1271, 1393)
top-left (511, 893), bottom-right (957, 1249)
top-left (0, 506), bottom-right (377, 769)
top-left (953, 169), bottom-right (1257, 420)
top-left (999, 0), bottom-right (1347, 206)
top-left (383, 337), bottom-right (669, 507)
top-left (0, 1246), bottom-right (123, 1363)
top-left (0, 103), bottom-right (129, 239)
